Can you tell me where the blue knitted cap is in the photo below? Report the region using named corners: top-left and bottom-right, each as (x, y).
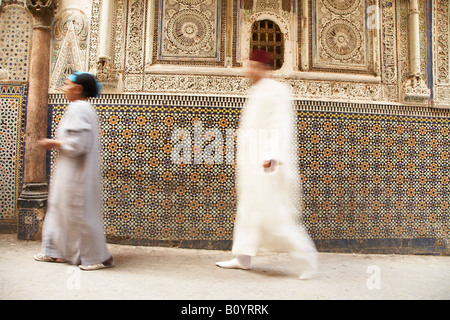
top-left (67, 71), bottom-right (102, 98)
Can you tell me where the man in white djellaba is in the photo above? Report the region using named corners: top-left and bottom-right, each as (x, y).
top-left (34, 72), bottom-right (113, 271)
top-left (216, 50), bottom-right (318, 279)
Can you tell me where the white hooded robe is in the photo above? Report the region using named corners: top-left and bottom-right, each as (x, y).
top-left (232, 78), bottom-right (317, 269)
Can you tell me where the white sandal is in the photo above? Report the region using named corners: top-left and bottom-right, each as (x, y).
top-left (34, 253), bottom-right (65, 263)
top-left (79, 257), bottom-right (114, 271)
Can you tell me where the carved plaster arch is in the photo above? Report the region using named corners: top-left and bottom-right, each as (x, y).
top-left (49, 8), bottom-right (88, 92)
top-left (240, 11), bottom-right (295, 73)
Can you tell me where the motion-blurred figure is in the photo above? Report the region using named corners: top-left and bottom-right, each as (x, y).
top-left (35, 72), bottom-right (113, 271)
top-left (216, 51), bottom-right (317, 279)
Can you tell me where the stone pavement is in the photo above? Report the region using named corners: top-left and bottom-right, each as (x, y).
top-left (0, 234), bottom-right (449, 300)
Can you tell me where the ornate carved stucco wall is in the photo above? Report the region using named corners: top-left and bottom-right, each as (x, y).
top-left (46, 0), bottom-right (450, 108)
top-left (2, 0), bottom-right (449, 253)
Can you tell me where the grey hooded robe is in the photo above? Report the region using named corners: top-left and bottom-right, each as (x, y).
top-left (41, 100), bottom-right (111, 265)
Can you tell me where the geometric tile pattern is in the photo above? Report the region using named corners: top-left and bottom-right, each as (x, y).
top-left (48, 99), bottom-right (449, 252)
top-left (0, 6), bottom-right (32, 82)
top-left (298, 111), bottom-right (449, 245)
top-left (158, 0), bottom-right (220, 60)
top-left (50, 103), bottom-right (240, 243)
top-left (0, 84), bottom-right (26, 224)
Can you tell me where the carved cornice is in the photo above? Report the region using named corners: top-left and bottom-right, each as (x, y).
top-left (26, 0), bottom-right (57, 28)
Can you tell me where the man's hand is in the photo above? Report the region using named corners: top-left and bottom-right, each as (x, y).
top-left (38, 139), bottom-right (62, 151)
top-left (262, 159), bottom-right (278, 173)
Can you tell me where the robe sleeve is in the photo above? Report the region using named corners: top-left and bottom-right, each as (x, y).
top-left (261, 86), bottom-right (292, 162)
top-left (59, 105), bottom-right (93, 158)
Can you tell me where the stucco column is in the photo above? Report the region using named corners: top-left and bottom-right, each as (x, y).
top-left (98, 0), bottom-right (113, 60)
top-left (408, 0), bottom-right (421, 77)
top-left (17, 0), bottom-right (57, 240)
top-left (225, 0), bottom-right (233, 67)
top-left (300, 0), bottom-right (308, 71)
top-left (96, 0), bottom-right (120, 91)
top-left (401, 0), bottom-right (430, 104)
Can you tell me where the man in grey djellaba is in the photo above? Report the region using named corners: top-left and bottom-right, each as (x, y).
top-left (34, 72), bottom-right (113, 271)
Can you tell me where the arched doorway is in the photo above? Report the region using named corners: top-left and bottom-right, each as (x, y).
top-left (250, 19), bottom-right (284, 70)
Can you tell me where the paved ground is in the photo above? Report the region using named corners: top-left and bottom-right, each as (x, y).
top-left (0, 234), bottom-right (449, 300)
